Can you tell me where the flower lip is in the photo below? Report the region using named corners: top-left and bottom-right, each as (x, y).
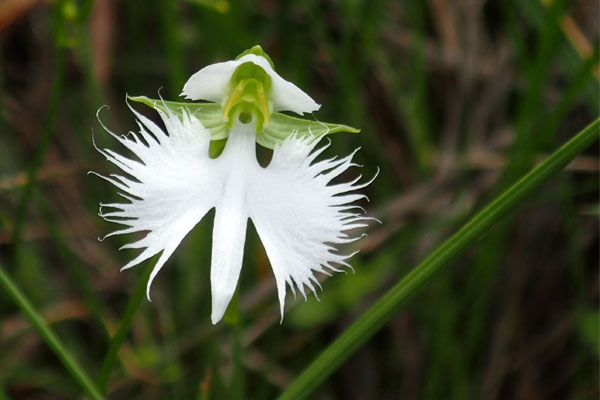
top-left (180, 52), bottom-right (320, 116)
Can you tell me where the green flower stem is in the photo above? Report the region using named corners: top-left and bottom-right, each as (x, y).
top-left (97, 264), bottom-right (152, 392)
top-left (278, 118), bottom-right (599, 400)
top-left (0, 266), bottom-right (105, 400)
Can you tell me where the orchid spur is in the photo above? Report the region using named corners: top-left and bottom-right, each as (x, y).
top-left (94, 46), bottom-right (375, 324)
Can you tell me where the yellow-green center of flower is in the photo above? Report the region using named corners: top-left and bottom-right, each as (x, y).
top-left (222, 61), bottom-right (272, 131)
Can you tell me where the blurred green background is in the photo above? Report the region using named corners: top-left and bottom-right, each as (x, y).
top-left (0, 0), bottom-right (598, 398)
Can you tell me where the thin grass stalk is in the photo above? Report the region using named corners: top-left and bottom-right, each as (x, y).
top-left (0, 266), bottom-right (105, 400)
top-left (277, 118), bottom-right (599, 400)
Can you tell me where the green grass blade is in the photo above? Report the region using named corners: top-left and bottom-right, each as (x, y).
top-left (0, 266), bottom-right (105, 400)
top-left (97, 264), bottom-right (152, 392)
top-left (277, 118), bottom-right (599, 400)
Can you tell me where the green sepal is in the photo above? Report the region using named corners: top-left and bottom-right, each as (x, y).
top-left (129, 96), bottom-right (228, 140)
top-left (258, 113), bottom-right (360, 149)
top-left (129, 96), bottom-right (360, 150)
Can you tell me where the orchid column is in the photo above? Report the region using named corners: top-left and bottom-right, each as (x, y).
top-left (94, 45), bottom-right (375, 324)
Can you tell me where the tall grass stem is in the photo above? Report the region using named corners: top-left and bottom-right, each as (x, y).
top-left (277, 118), bottom-right (599, 400)
top-left (0, 266), bottom-right (105, 400)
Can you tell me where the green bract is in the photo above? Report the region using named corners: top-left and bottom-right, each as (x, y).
top-left (129, 96), bottom-right (359, 150)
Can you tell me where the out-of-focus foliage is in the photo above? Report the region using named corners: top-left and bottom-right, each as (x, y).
top-left (0, 0), bottom-right (597, 399)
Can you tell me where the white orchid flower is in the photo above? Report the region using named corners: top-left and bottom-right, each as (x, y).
top-left (94, 46), bottom-right (375, 324)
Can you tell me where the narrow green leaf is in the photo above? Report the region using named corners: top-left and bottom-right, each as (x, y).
top-left (277, 118), bottom-right (599, 400)
top-left (128, 96), bottom-right (359, 149)
top-left (0, 266), bottom-right (105, 400)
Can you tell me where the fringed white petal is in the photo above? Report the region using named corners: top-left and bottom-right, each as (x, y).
top-left (94, 105), bottom-right (222, 300)
top-left (181, 54), bottom-right (320, 115)
top-left (247, 135), bottom-right (374, 320)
